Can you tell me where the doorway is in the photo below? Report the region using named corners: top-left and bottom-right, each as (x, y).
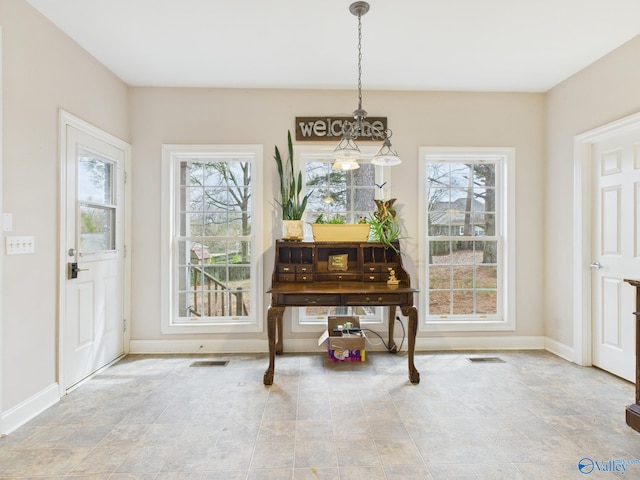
top-left (574, 112), bottom-right (640, 382)
top-left (58, 111), bottom-right (131, 391)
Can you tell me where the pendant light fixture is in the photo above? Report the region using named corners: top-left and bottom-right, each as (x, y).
top-left (333, 1), bottom-right (401, 171)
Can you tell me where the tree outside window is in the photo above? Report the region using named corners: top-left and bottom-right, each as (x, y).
top-left (427, 160), bottom-right (499, 317)
top-left (178, 160), bottom-right (252, 321)
top-left (304, 162), bottom-right (376, 224)
top-left (161, 144), bottom-right (262, 334)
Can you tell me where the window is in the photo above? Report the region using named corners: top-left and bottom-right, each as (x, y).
top-left (419, 147), bottom-right (515, 331)
top-left (305, 161), bottom-right (376, 224)
top-left (294, 146), bottom-right (388, 328)
top-left (78, 150), bottom-right (116, 253)
top-left (161, 145), bottom-right (263, 333)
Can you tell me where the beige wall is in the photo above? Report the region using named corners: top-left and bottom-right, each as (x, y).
top-left (129, 88), bottom-right (546, 342)
top-left (0, 0), bottom-right (128, 415)
top-left (545, 35), bottom-right (640, 350)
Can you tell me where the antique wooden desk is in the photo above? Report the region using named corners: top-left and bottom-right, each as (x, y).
top-left (623, 279), bottom-right (640, 432)
top-left (264, 240), bottom-right (420, 385)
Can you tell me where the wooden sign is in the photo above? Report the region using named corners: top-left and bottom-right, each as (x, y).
top-left (295, 116), bottom-right (387, 141)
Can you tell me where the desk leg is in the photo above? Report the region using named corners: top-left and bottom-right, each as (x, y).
top-left (401, 305), bottom-right (420, 384)
top-left (387, 306), bottom-right (398, 353)
top-left (264, 305), bottom-right (284, 386)
top-left (276, 313), bottom-right (284, 355)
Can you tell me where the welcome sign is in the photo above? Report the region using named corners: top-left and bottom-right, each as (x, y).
top-left (295, 116), bottom-right (388, 141)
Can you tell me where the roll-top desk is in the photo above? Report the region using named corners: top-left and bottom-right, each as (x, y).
top-left (264, 240), bottom-right (420, 385)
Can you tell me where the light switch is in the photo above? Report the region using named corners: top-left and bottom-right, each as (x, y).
top-left (6, 236), bottom-right (35, 255)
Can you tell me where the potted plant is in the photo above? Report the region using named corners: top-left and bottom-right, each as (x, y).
top-left (368, 198), bottom-right (402, 252)
top-left (274, 130), bottom-right (311, 240)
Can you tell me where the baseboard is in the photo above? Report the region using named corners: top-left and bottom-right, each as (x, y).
top-left (129, 339), bottom-right (271, 354)
top-left (544, 337), bottom-right (574, 362)
top-left (415, 335), bottom-right (545, 351)
top-left (129, 335), bottom-right (546, 355)
top-left (0, 383), bottom-right (59, 436)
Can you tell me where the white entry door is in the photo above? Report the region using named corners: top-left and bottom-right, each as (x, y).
top-left (591, 129), bottom-right (640, 382)
top-left (62, 116), bottom-right (127, 390)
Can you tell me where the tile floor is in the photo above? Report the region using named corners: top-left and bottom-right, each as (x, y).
top-left (1, 350), bottom-right (640, 479)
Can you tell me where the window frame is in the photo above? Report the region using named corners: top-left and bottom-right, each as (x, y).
top-left (160, 144), bottom-right (263, 334)
top-left (292, 145), bottom-right (390, 332)
top-left (418, 147), bottom-right (516, 332)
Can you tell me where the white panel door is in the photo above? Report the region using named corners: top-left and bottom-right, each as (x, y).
top-left (591, 131), bottom-right (640, 381)
top-left (63, 124), bottom-right (125, 389)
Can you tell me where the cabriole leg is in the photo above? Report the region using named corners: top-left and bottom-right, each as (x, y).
top-left (401, 304), bottom-right (420, 384)
top-left (387, 306), bottom-right (398, 353)
top-left (263, 305), bottom-right (284, 385)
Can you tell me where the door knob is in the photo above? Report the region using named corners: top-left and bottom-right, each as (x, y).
top-left (590, 262), bottom-right (603, 270)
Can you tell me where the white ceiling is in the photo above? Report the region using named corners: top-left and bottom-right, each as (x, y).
top-left (26, 0), bottom-right (640, 92)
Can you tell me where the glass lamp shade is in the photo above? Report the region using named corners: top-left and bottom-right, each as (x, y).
top-left (332, 132), bottom-right (361, 170)
top-left (333, 135), bottom-right (361, 160)
top-left (371, 154), bottom-right (401, 166)
top-left (332, 159), bottom-right (361, 170)
top-left (322, 193), bottom-right (334, 203)
top-left (371, 138), bottom-right (401, 166)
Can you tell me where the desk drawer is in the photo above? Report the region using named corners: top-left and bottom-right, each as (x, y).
top-left (296, 265), bottom-right (313, 273)
top-left (296, 274), bottom-right (314, 282)
top-left (280, 294), bottom-right (341, 306)
top-left (278, 265), bottom-right (295, 274)
top-left (364, 273), bottom-right (383, 282)
top-left (344, 293), bottom-right (402, 305)
top-left (278, 273), bottom-right (296, 282)
top-left (315, 273), bottom-right (361, 282)
top-left (363, 263), bottom-right (397, 274)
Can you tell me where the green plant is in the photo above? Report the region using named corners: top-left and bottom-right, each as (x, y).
top-left (274, 130), bottom-right (311, 220)
top-left (368, 215), bottom-right (401, 250)
top-left (368, 198), bottom-right (402, 252)
top-left (313, 213), bottom-right (346, 224)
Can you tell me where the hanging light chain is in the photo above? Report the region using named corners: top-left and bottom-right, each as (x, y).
top-left (357, 10), bottom-right (363, 114)
top-left (333, 2), bottom-right (401, 168)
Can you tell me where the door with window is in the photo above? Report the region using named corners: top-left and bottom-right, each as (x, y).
top-left (591, 129), bottom-right (640, 381)
top-left (62, 116), bottom-right (126, 390)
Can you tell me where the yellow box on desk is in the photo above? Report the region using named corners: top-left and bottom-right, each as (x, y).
top-left (318, 316), bottom-right (366, 362)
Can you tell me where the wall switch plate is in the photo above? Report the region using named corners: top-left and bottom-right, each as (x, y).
top-left (3, 213), bottom-right (12, 232)
top-left (6, 236), bottom-right (35, 255)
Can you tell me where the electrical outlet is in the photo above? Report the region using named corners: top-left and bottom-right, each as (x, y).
top-left (6, 236), bottom-right (35, 255)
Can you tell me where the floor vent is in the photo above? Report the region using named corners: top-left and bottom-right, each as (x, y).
top-left (190, 360), bottom-right (229, 367)
top-left (466, 357), bottom-right (505, 363)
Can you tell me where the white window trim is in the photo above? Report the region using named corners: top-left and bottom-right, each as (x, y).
top-left (160, 144), bottom-right (263, 334)
top-left (291, 145), bottom-right (389, 332)
top-left (418, 147), bottom-right (516, 332)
